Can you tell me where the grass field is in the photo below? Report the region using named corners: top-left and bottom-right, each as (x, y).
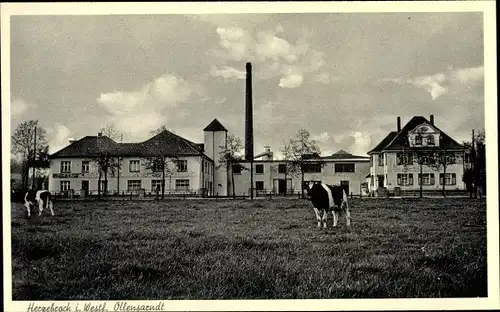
top-left (10, 197), bottom-right (487, 300)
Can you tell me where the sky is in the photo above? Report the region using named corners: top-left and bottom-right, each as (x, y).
top-left (9, 11), bottom-right (485, 158)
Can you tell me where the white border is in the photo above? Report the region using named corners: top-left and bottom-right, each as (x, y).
top-left (2, 2), bottom-right (498, 311)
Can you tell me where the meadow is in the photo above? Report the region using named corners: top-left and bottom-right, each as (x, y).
top-left (10, 197), bottom-right (487, 300)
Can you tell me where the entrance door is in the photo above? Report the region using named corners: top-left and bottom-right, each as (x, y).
top-left (81, 181), bottom-right (89, 196)
top-left (278, 179), bottom-right (286, 194)
top-left (378, 175), bottom-right (385, 188)
top-left (340, 180), bottom-right (350, 196)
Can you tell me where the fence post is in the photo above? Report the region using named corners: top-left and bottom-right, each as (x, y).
top-left (269, 192), bottom-right (272, 200)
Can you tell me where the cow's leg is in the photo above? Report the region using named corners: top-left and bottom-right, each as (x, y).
top-left (49, 200), bottom-right (55, 216)
top-left (313, 207), bottom-right (321, 227)
top-left (332, 210), bottom-right (339, 227)
top-left (38, 200), bottom-right (44, 216)
top-left (322, 209), bottom-right (328, 228)
top-left (24, 201), bottom-right (31, 218)
top-left (343, 201), bottom-right (351, 227)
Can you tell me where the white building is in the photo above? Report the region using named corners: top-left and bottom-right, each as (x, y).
top-left (367, 115), bottom-right (467, 195)
top-left (48, 119), bottom-right (229, 196)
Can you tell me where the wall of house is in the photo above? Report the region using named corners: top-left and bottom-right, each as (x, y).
top-left (231, 160), bottom-right (370, 196)
top-left (204, 130), bottom-right (228, 196)
top-left (49, 156), bottom-right (205, 194)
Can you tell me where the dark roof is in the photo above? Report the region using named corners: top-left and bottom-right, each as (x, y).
top-left (368, 116), bottom-right (464, 154)
top-left (203, 118), bottom-right (228, 132)
top-left (322, 150), bottom-right (369, 160)
top-left (49, 131), bottom-right (206, 159)
top-left (367, 132), bottom-right (398, 154)
top-left (50, 136), bottom-right (119, 158)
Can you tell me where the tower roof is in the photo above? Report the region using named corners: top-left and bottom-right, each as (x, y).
top-left (203, 118), bottom-right (228, 132)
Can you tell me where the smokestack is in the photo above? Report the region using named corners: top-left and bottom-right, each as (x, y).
top-left (430, 114), bottom-right (434, 125)
top-left (397, 116), bottom-right (401, 132)
top-left (245, 62), bottom-right (254, 161)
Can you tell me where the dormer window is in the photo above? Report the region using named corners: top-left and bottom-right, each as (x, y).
top-left (415, 134), bottom-right (423, 146)
top-left (426, 135), bottom-right (435, 146)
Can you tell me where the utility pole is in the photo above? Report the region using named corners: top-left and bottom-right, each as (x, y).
top-left (472, 129), bottom-right (477, 198)
top-left (31, 121), bottom-right (38, 189)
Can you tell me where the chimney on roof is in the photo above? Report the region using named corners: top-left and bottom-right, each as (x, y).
top-left (68, 138), bottom-right (77, 144)
top-left (430, 114), bottom-right (434, 125)
top-left (397, 116), bottom-right (401, 132)
top-left (98, 132), bottom-right (102, 137)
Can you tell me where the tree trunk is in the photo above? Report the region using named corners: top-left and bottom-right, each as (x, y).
top-left (442, 166), bottom-right (447, 198)
top-left (284, 171), bottom-right (288, 196)
top-left (301, 165), bottom-right (305, 199)
top-left (161, 162), bottom-right (166, 200)
top-left (232, 171), bottom-right (235, 199)
top-left (98, 168), bottom-right (102, 199)
top-left (104, 169), bottom-right (108, 197)
top-left (419, 163), bottom-right (423, 198)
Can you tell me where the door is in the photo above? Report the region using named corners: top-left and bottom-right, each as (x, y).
top-left (278, 179), bottom-right (286, 194)
top-left (378, 175), bottom-right (385, 188)
top-left (81, 181), bottom-right (89, 196)
top-left (341, 180), bottom-right (350, 196)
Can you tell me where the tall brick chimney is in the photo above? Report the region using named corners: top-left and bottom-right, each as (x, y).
top-left (397, 116), bottom-right (401, 132)
top-left (245, 62), bottom-right (254, 161)
top-left (430, 114), bottom-right (434, 125)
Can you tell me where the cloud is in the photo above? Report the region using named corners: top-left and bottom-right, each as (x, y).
top-left (279, 73), bottom-right (303, 88)
top-left (210, 25), bottom-right (328, 88)
top-left (312, 132), bottom-right (331, 143)
top-left (97, 73), bottom-right (203, 139)
top-left (11, 98), bottom-right (33, 118)
top-left (209, 65), bottom-right (246, 80)
top-left (47, 123), bottom-right (72, 154)
top-left (378, 65), bottom-right (484, 100)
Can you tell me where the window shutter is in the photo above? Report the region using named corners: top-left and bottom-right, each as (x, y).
top-left (418, 174), bottom-right (421, 185)
top-left (409, 173), bottom-right (413, 185)
top-left (430, 174), bottom-right (435, 185)
top-left (397, 174), bottom-right (401, 185)
top-left (397, 153), bottom-right (401, 165)
top-left (439, 174), bottom-right (444, 185)
top-left (452, 173), bottom-right (456, 185)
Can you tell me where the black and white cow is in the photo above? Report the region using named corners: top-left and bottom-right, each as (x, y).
top-left (305, 182), bottom-right (351, 228)
top-left (24, 189), bottom-right (54, 218)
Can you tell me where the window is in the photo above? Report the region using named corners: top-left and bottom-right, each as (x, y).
top-left (303, 163), bottom-right (322, 173)
top-left (127, 180), bottom-right (142, 191)
top-left (378, 154), bottom-right (384, 166)
top-left (397, 173), bottom-right (414, 186)
top-left (335, 163), bottom-right (355, 173)
top-left (151, 180), bottom-right (162, 191)
top-left (232, 164), bottom-right (241, 174)
top-left (129, 160), bottom-right (140, 172)
top-left (397, 153), bottom-right (413, 165)
top-left (60, 181), bottom-right (71, 191)
top-left (427, 135), bottom-right (435, 146)
top-left (256, 164), bottom-right (264, 174)
top-left (256, 181), bottom-right (264, 190)
top-left (415, 134), bottom-right (423, 145)
top-left (177, 160), bottom-right (188, 172)
top-left (418, 173), bottom-right (435, 185)
top-left (439, 173), bottom-right (457, 185)
top-left (153, 160), bottom-right (164, 172)
top-left (278, 164), bottom-right (287, 174)
top-left (175, 179), bottom-right (190, 191)
top-left (60, 161), bottom-right (71, 173)
top-left (81, 161), bottom-right (90, 173)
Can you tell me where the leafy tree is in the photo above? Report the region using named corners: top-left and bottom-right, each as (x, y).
top-left (142, 153), bottom-right (179, 200)
top-left (284, 129), bottom-right (322, 198)
top-left (11, 120), bottom-right (49, 189)
top-left (429, 148), bottom-right (461, 198)
top-left (218, 134), bottom-right (247, 198)
top-left (270, 141), bottom-right (301, 196)
top-left (100, 124), bottom-right (124, 194)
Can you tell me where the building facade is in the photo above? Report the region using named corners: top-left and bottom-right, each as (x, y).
top-left (367, 115), bottom-right (467, 195)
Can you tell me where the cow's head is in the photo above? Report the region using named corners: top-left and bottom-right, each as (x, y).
top-left (304, 181), bottom-right (316, 199)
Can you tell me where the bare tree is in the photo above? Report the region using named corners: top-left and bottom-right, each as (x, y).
top-left (11, 120), bottom-right (49, 189)
top-left (142, 153), bottom-right (179, 200)
top-left (150, 126), bottom-right (176, 136)
top-left (274, 141), bottom-right (302, 196)
top-left (100, 124), bottom-right (122, 142)
top-left (218, 134), bottom-right (247, 198)
top-left (429, 148), bottom-right (461, 198)
top-left (284, 129), bottom-right (322, 198)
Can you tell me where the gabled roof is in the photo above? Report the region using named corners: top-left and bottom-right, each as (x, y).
top-left (49, 130), bottom-right (206, 159)
top-left (322, 150), bottom-right (369, 160)
top-left (367, 132), bottom-right (398, 154)
top-left (368, 116), bottom-right (464, 154)
top-left (203, 118), bottom-right (228, 132)
top-left (50, 136), bottom-right (119, 158)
